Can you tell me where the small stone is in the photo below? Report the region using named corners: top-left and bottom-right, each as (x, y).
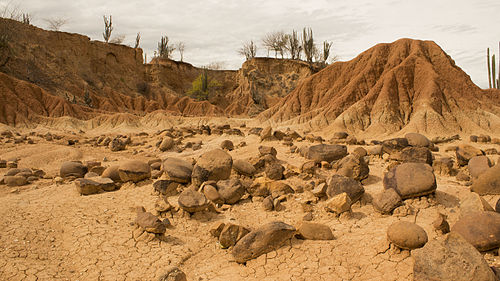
top-left (372, 188), bottom-right (403, 214)
top-left (262, 196), bottom-right (274, 211)
top-left (202, 184), bottom-right (222, 204)
top-left (4, 175), bottom-right (27, 187)
top-left (296, 222), bottom-right (334, 240)
top-left (258, 146), bottom-right (277, 157)
top-left (158, 266), bottom-right (187, 281)
top-left (326, 175), bottom-right (365, 203)
top-left (456, 144), bottom-right (484, 166)
top-left (325, 192), bottom-right (352, 214)
top-left (135, 211), bottom-right (166, 234)
top-left (178, 189), bottom-right (209, 213)
top-left (304, 144), bottom-right (348, 163)
top-left (265, 163), bottom-right (284, 180)
top-left (217, 179), bottom-right (245, 204)
top-left (101, 165), bottom-right (122, 182)
top-left (218, 223), bottom-right (250, 248)
top-left (433, 213), bottom-right (450, 234)
top-left (192, 149), bottom-right (233, 186)
top-left (74, 177), bottom-right (115, 195)
top-left (220, 140), bottom-right (234, 151)
top-left (159, 137), bottom-right (174, 151)
top-left (162, 158), bottom-right (193, 184)
top-left (232, 159), bottom-right (256, 177)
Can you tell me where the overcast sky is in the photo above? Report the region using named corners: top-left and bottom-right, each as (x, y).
top-left (3, 0), bottom-right (500, 88)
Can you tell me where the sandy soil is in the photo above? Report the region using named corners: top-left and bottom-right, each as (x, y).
top-left (1, 127), bottom-right (500, 281)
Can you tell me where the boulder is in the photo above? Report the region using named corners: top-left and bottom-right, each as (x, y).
top-left (372, 188), bottom-right (403, 214)
top-left (471, 164), bottom-right (500, 195)
top-left (260, 126), bottom-right (273, 141)
top-left (109, 138), bottom-right (126, 152)
top-left (265, 163), bottom-right (284, 180)
top-left (383, 163), bottom-right (436, 199)
top-left (451, 211), bottom-right (500, 251)
top-left (232, 221), bottom-right (296, 263)
top-left (159, 136), bottom-right (174, 151)
top-left (456, 144), bottom-right (483, 166)
top-left (268, 181), bottom-right (294, 198)
top-left (217, 179), bottom-right (245, 204)
top-left (220, 140), bottom-right (234, 151)
top-left (296, 222), bottom-right (334, 240)
top-left (413, 232), bottom-right (497, 281)
top-left (325, 192), bottom-right (352, 214)
top-left (304, 144), bottom-right (348, 163)
top-left (232, 159), bottom-right (256, 177)
top-left (382, 138), bottom-right (409, 154)
top-left (162, 158), bottom-right (193, 183)
top-left (332, 154), bottom-right (369, 181)
top-left (178, 189), bottom-right (209, 213)
top-left (118, 160), bottom-right (151, 182)
top-left (101, 165), bottom-right (122, 183)
top-left (153, 180), bottom-right (180, 196)
top-left (4, 175), bottom-right (27, 186)
top-left (326, 175), bottom-right (365, 203)
top-left (468, 156), bottom-right (493, 179)
top-left (192, 149), bottom-right (232, 186)
top-left (202, 184), bottom-right (222, 204)
top-left (74, 177), bottom-right (115, 195)
top-left (60, 161), bottom-right (88, 178)
top-left (405, 133), bottom-right (430, 147)
top-left (135, 211), bottom-right (166, 234)
top-left (258, 146), bottom-right (277, 157)
top-left (352, 147), bottom-right (367, 158)
top-left (390, 147), bottom-right (433, 165)
top-left (460, 192), bottom-right (495, 215)
top-left (387, 221), bottom-right (428, 250)
top-left (218, 223), bottom-right (251, 249)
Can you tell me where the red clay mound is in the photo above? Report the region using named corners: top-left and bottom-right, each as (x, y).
top-left (259, 38), bottom-right (500, 137)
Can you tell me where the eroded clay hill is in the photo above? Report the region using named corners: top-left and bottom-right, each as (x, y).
top-left (260, 38), bottom-right (500, 137)
top-left (0, 18), bottom-right (314, 126)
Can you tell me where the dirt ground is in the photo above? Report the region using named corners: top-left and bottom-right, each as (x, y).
top-left (1, 127), bottom-right (500, 281)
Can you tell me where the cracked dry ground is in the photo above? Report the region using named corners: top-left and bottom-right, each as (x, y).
top-left (1, 134), bottom-right (500, 280)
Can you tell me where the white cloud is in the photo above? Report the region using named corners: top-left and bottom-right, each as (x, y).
top-left (3, 0), bottom-right (499, 88)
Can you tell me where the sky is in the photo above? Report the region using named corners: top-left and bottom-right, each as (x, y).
top-left (2, 0), bottom-right (500, 88)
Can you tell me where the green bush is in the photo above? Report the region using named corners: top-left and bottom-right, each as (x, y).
top-left (187, 70), bottom-right (221, 101)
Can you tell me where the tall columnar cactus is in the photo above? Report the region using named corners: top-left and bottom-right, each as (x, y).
top-left (493, 54), bottom-right (497, 89)
top-left (488, 48), bottom-right (492, 88)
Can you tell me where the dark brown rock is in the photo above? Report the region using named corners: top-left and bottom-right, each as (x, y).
top-left (162, 158), bottom-right (193, 183)
top-left (178, 189), bottom-right (209, 213)
top-left (456, 144), bottom-right (484, 166)
top-left (60, 161), bottom-right (88, 178)
top-left (326, 175), bottom-right (365, 203)
top-left (304, 144), bottom-right (348, 163)
top-left (333, 154), bottom-right (369, 181)
top-left (451, 211), bottom-right (500, 251)
top-left (372, 188), bottom-right (402, 214)
top-left (471, 164), bottom-right (500, 195)
top-left (232, 159), bottom-right (256, 177)
top-left (118, 160), bottom-right (151, 182)
top-left (265, 163), bottom-right (284, 180)
top-left (383, 163), bottom-right (436, 199)
top-left (217, 179), bottom-right (245, 204)
top-left (192, 149), bottom-right (232, 186)
top-left (468, 156), bottom-right (493, 179)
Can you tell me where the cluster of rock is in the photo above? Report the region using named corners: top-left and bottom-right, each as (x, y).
top-left (0, 166), bottom-right (46, 187)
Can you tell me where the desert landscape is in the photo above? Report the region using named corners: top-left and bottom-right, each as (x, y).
top-left (1, 6), bottom-right (500, 281)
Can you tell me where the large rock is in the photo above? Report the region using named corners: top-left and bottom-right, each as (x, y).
top-left (460, 192), bottom-right (495, 215)
top-left (135, 211), bottom-right (166, 234)
top-left (325, 192), bottom-right (352, 214)
top-left (178, 189), bottom-right (209, 213)
top-left (332, 154), bottom-right (369, 181)
top-left (296, 222), bottom-right (334, 240)
top-left (60, 161), bottom-right (88, 178)
top-left (372, 188), bottom-right (403, 214)
top-left (153, 179), bottom-right (180, 196)
top-left (109, 137), bottom-right (126, 152)
top-left (383, 163), bottom-right (436, 199)
top-left (218, 223), bottom-right (251, 249)
top-left (387, 221), bottom-right (428, 250)
top-left (192, 149), bottom-right (232, 186)
top-left (471, 164), bottom-right (500, 195)
top-left (162, 158), bottom-right (193, 183)
top-left (382, 138), bottom-right (409, 154)
top-left (451, 211), bottom-right (500, 251)
top-left (101, 165), bottom-right (122, 183)
top-left (326, 174), bottom-right (365, 203)
top-left (304, 144), bottom-right (348, 163)
top-left (118, 160), bottom-right (151, 182)
top-left (159, 136), bottom-right (174, 151)
top-left (265, 163), bottom-right (284, 180)
top-left (433, 157), bottom-right (455, 176)
top-left (413, 232), bottom-right (497, 281)
top-left (232, 159), bottom-right (256, 177)
top-left (405, 133), bottom-right (430, 147)
top-left (4, 175), bottom-right (27, 186)
top-left (390, 147), bottom-right (433, 165)
top-left (217, 179), bottom-right (245, 204)
top-left (75, 177), bottom-right (115, 195)
top-left (232, 221), bottom-right (296, 263)
top-left (456, 144), bottom-right (483, 166)
top-left (468, 156), bottom-right (493, 179)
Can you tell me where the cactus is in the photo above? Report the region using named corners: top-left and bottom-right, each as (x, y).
top-left (102, 15), bottom-right (113, 43)
top-left (493, 54), bottom-right (497, 89)
top-left (488, 48), bottom-right (492, 88)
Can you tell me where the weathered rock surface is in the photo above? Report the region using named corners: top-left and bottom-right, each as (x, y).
top-left (192, 149), bottom-right (232, 186)
top-left (60, 161), bottom-right (88, 178)
top-left (383, 163), bottom-right (436, 199)
top-left (471, 164), bottom-right (500, 195)
top-left (178, 189), bottom-right (209, 213)
top-left (326, 175), bottom-right (365, 203)
top-left (162, 158), bottom-right (193, 183)
top-left (296, 222), bottom-right (334, 240)
top-left (451, 211), bottom-right (500, 251)
top-left (118, 160), bottom-right (151, 182)
top-left (303, 144), bottom-right (347, 163)
top-left (387, 221), bottom-right (428, 250)
top-left (456, 144), bottom-right (484, 166)
top-left (333, 155), bottom-right (369, 181)
top-left (372, 188), bottom-right (403, 214)
top-left (75, 177), bottom-right (115, 195)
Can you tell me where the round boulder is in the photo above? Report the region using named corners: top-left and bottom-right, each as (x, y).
top-left (101, 165), bottom-right (122, 183)
top-left (178, 189), bottom-right (209, 213)
top-left (162, 158), bottom-right (193, 183)
top-left (471, 164), bottom-right (500, 195)
top-left (387, 221), bottom-right (428, 250)
top-left (451, 211), bottom-right (500, 251)
top-left (60, 161), bottom-right (88, 178)
top-left (232, 159), bottom-right (256, 177)
top-left (304, 144), bottom-right (348, 163)
top-left (405, 133), bottom-right (430, 147)
top-left (456, 144), bottom-right (483, 166)
top-left (326, 174), bottom-right (365, 203)
top-left (118, 160), bottom-right (151, 182)
top-left (383, 163), bottom-right (436, 199)
top-left (192, 149), bottom-right (233, 186)
top-left (468, 156), bottom-right (493, 179)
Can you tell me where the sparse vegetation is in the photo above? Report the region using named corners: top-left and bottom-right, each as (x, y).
top-left (487, 45), bottom-right (500, 89)
top-left (177, 42), bottom-right (185, 61)
top-left (205, 61), bottom-right (225, 70)
top-left (287, 30), bottom-right (302, 60)
top-left (134, 32), bottom-right (141, 48)
top-left (187, 68), bottom-right (221, 101)
top-left (110, 34), bottom-right (125, 44)
top-left (83, 88), bottom-right (92, 107)
top-left (157, 35), bottom-right (175, 59)
top-left (21, 13), bottom-right (30, 24)
top-left (262, 31), bottom-right (287, 58)
top-left (302, 28), bottom-right (315, 63)
top-left (238, 40), bottom-right (257, 61)
top-left (102, 15), bottom-right (113, 43)
top-left (44, 17), bottom-right (68, 31)
top-left (321, 41), bottom-right (332, 62)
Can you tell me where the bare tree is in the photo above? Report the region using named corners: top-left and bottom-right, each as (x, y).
top-left (1, 1), bottom-right (21, 20)
top-left (22, 13), bottom-right (31, 24)
top-left (262, 31), bottom-right (288, 58)
top-left (302, 27), bottom-right (315, 63)
top-left (238, 40), bottom-right (257, 61)
top-left (102, 15), bottom-right (113, 43)
top-left (110, 34), bottom-right (125, 44)
top-left (287, 30), bottom-right (302, 60)
top-left (134, 32), bottom-right (140, 48)
top-left (157, 35), bottom-right (175, 59)
top-left (44, 17), bottom-right (68, 31)
top-left (176, 42), bottom-right (185, 61)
